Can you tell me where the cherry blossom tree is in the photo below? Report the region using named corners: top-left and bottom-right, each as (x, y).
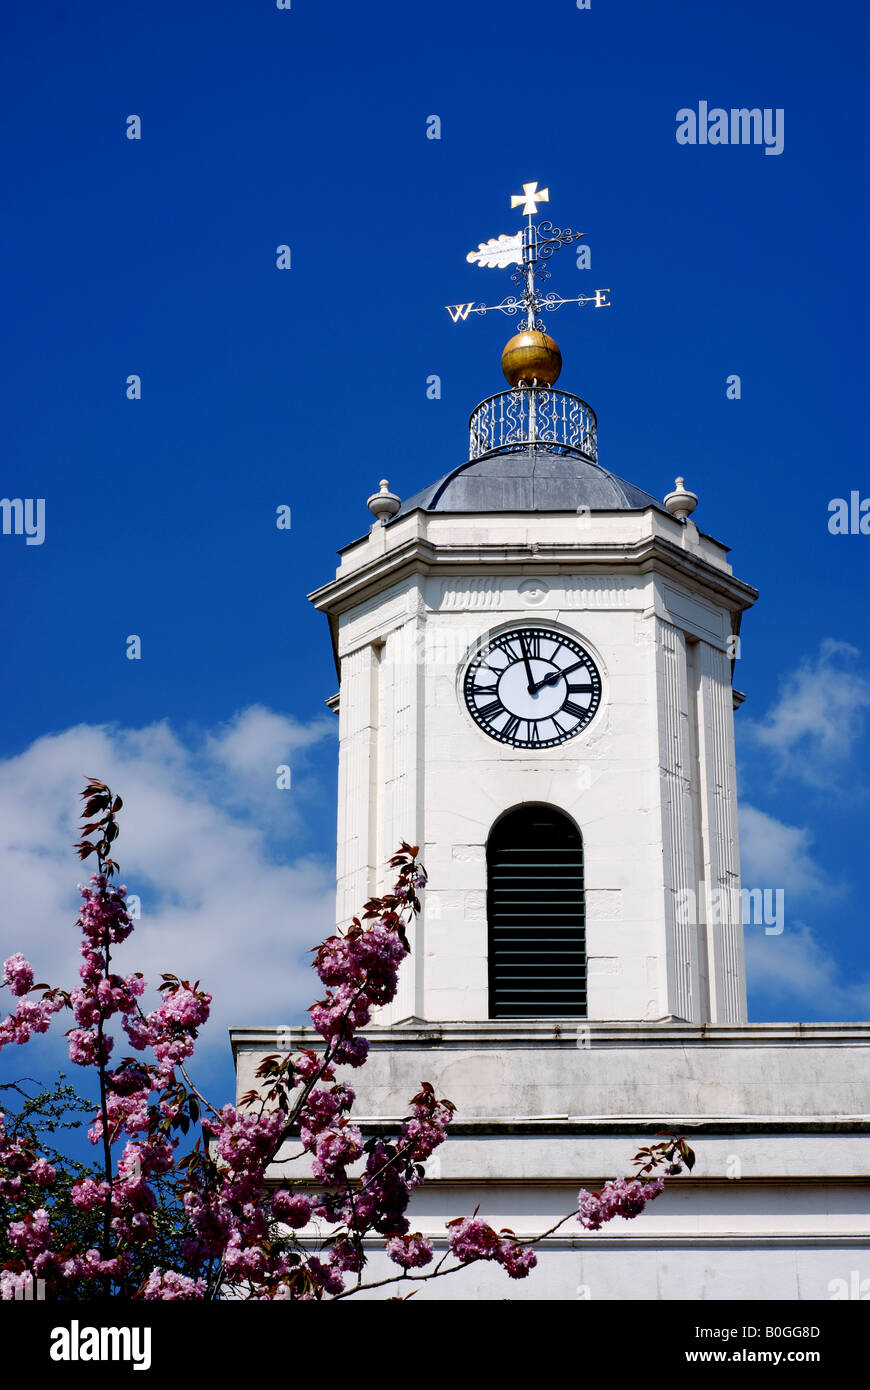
top-left (0, 780), bottom-right (693, 1300)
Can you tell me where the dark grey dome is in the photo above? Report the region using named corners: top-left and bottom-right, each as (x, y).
top-left (393, 448), bottom-right (664, 518)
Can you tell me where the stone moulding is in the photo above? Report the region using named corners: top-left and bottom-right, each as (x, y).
top-left (230, 1020), bottom-right (870, 1053)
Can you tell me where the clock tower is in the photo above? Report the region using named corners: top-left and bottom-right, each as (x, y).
top-left (312, 444), bottom-right (754, 1029)
top-left (309, 186), bottom-right (755, 1031)
top-left (232, 187), bottom-right (869, 1301)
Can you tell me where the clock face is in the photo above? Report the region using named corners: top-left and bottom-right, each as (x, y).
top-left (463, 627), bottom-right (602, 748)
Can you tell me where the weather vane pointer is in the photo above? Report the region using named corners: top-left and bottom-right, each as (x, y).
top-left (445, 183), bottom-right (611, 332)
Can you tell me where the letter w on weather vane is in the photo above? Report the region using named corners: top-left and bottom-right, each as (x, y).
top-left (445, 182), bottom-right (612, 332)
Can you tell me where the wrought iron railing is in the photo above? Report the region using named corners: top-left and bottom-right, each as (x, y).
top-left (468, 386), bottom-right (598, 463)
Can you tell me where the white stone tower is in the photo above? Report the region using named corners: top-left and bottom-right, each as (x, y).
top-left (311, 439), bottom-right (754, 1030)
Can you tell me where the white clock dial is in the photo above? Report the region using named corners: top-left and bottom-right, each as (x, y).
top-left (463, 627), bottom-right (602, 748)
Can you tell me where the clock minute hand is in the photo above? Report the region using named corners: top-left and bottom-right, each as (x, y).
top-left (518, 634), bottom-right (536, 693)
top-left (530, 660), bottom-right (587, 693)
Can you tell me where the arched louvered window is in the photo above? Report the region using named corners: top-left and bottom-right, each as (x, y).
top-left (487, 806), bottom-right (586, 1019)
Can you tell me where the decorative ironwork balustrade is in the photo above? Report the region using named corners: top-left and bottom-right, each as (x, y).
top-left (468, 386), bottom-right (598, 463)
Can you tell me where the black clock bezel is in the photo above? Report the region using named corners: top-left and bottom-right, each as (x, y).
top-left (463, 626), bottom-right (603, 748)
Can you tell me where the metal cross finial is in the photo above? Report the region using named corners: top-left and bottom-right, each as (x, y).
top-left (511, 181), bottom-right (549, 217)
top-left (446, 185), bottom-right (612, 333)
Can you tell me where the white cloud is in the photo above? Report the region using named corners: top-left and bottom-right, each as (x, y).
top-left (207, 705), bottom-right (334, 789)
top-left (741, 639), bottom-right (870, 790)
top-left (0, 710), bottom-right (338, 1060)
top-left (739, 804), bottom-right (860, 1015)
top-left (737, 644), bottom-right (866, 1018)
top-left (745, 922), bottom-right (870, 1020)
top-left (738, 804), bottom-right (831, 899)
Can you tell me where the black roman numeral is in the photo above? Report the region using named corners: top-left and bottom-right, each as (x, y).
top-left (563, 700), bottom-right (589, 719)
top-left (502, 715), bottom-right (522, 741)
top-left (478, 699), bottom-right (505, 721)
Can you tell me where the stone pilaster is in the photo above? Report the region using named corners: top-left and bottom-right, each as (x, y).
top-left (655, 618), bottom-right (701, 1021)
top-left (696, 641), bottom-right (747, 1022)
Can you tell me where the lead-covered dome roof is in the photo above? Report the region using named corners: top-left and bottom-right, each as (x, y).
top-left (393, 448), bottom-right (664, 518)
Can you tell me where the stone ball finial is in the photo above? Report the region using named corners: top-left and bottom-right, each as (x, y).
top-left (663, 476), bottom-right (698, 522)
top-left (367, 478), bottom-right (400, 524)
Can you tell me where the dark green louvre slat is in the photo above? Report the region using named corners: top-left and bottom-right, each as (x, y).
top-left (487, 806), bottom-right (586, 1019)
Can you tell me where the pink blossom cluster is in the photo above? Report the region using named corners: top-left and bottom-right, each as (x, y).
top-left (122, 985), bottom-right (211, 1087)
top-left (68, 1027), bottom-right (113, 1068)
top-left (66, 880), bottom-right (211, 1164)
top-left (446, 1217), bottom-right (537, 1280)
top-left (309, 912), bottom-right (411, 1069)
top-left (5, 1215), bottom-right (127, 1294)
top-left (499, 1240), bottom-right (537, 1278)
top-left (0, 1114), bottom-right (55, 1200)
top-left (0, 963), bottom-right (64, 1049)
top-left (304, 1255), bottom-right (345, 1297)
top-left (272, 1075), bottom-right (453, 1290)
top-left (72, 879), bottom-right (210, 1100)
top-left (314, 921), bottom-right (408, 1007)
top-left (400, 1084), bottom-right (454, 1165)
top-left (71, 1177), bottom-right (111, 1211)
top-left (0, 1123), bottom-right (72, 1289)
top-left (67, 878), bottom-right (137, 1071)
top-left (309, 1082), bottom-right (456, 1258)
top-left (141, 1269), bottom-right (206, 1300)
top-left (309, 1121), bottom-right (364, 1186)
top-left (264, 872), bottom-right (467, 1294)
top-left (385, 1232), bottom-right (434, 1269)
top-left (78, 876), bottom-right (134, 947)
top-left (576, 1176), bottom-right (666, 1231)
top-left (271, 1189), bottom-right (312, 1227)
top-left (28, 1157), bottom-right (56, 1187)
top-left (327, 1236), bottom-right (364, 1274)
top-left (3, 954), bottom-right (34, 997)
top-left (249, 878), bottom-right (454, 1295)
top-left (6, 1207), bottom-right (57, 1280)
top-left (0, 1270), bottom-right (40, 1301)
top-left (181, 1106), bottom-right (295, 1284)
top-left (61, 1248), bottom-right (129, 1283)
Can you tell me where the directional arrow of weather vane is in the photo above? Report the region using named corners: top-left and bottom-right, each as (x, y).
top-left (445, 182), bottom-right (612, 330)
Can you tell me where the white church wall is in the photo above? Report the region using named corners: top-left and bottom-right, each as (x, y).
top-left (233, 1020), bottom-right (869, 1303)
top-left (234, 1024), bottom-right (870, 1128)
top-left (348, 1239), bottom-right (864, 1302)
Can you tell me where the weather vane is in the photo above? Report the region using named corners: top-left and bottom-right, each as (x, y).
top-left (445, 182), bottom-right (611, 334)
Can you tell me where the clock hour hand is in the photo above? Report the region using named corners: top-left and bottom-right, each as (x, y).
top-left (529, 659), bottom-right (587, 693)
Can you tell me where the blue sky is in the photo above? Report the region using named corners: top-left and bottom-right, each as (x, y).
top-left (1, 0), bottom-right (869, 1111)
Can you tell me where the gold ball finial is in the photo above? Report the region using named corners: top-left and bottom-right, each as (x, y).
top-left (501, 329), bottom-right (562, 387)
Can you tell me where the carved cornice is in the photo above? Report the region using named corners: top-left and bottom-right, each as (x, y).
top-left (308, 533), bottom-right (758, 628)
